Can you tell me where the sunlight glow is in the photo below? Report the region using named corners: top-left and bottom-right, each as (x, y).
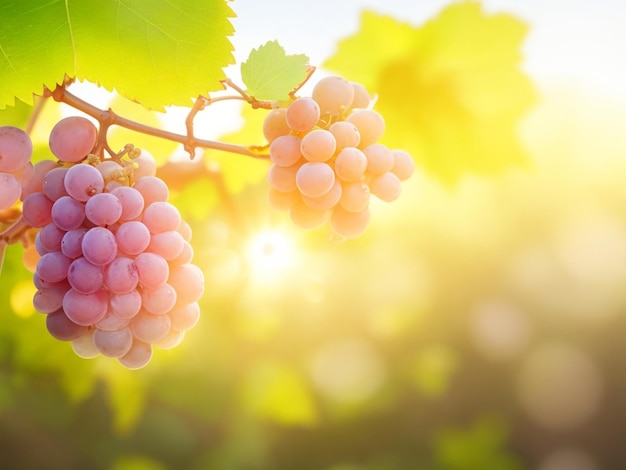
top-left (246, 229), bottom-right (297, 281)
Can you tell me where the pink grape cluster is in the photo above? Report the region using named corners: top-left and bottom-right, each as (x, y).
top-left (264, 75), bottom-right (415, 238)
top-left (23, 117), bottom-right (204, 369)
top-left (0, 126), bottom-right (36, 209)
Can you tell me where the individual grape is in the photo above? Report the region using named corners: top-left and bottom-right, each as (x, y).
top-left (155, 330), bottom-right (185, 350)
top-left (347, 109), bottom-right (385, 148)
top-left (334, 147), bottom-right (368, 182)
top-left (129, 310), bottom-right (171, 343)
top-left (0, 125), bottom-right (33, 172)
top-left (34, 232), bottom-right (49, 256)
top-left (267, 188), bottom-right (300, 211)
top-left (93, 327), bottom-right (133, 358)
top-left (46, 308), bottom-right (88, 341)
top-left (300, 129), bottom-right (336, 162)
top-left (329, 121), bottom-right (360, 150)
top-left (36, 251), bottom-right (71, 283)
top-left (296, 162), bottom-right (335, 198)
top-left (301, 180), bottom-right (342, 211)
top-left (49, 116), bottom-right (97, 163)
top-left (142, 201), bottom-right (181, 234)
top-left (20, 160), bottom-right (58, 200)
top-left (51, 196), bottom-right (85, 231)
top-left (81, 226), bottom-right (118, 266)
top-left (349, 82), bottom-right (371, 109)
top-left (104, 256), bottom-right (138, 294)
top-left (85, 192), bottom-right (122, 226)
top-left (132, 176), bottom-right (169, 207)
top-left (391, 149), bottom-right (415, 181)
top-left (176, 220), bottom-right (192, 242)
top-left (109, 290), bottom-right (143, 320)
top-left (0, 172), bottom-right (22, 209)
top-left (269, 135), bottom-right (302, 167)
top-left (67, 257), bottom-right (104, 294)
top-left (33, 282), bottom-right (70, 314)
top-left (140, 283), bottom-right (177, 315)
top-left (285, 97), bottom-right (320, 133)
top-left (288, 202), bottom-right (330, 230)
top-left (169, 302), bottom-right (200, 331)
top-left (169, 241), bottom-right (194, 267)
top-left (22, 192), bottom-right (54, 227)
top-left (330, 207), bottom-right (371, 239)
top-left (339, 181), bottom-right (371, 213)
top-left (134, 252), bottom-right (169, 289)
top-left (146, 231), bottom-right (185, 260)
top-left (38, 223), bottom-right (65, 252)
top-left (263, 107), bottom-right (291, 143)
top-left (110, 186), bottom-right (144, 220)
top-left (167, 264), bottom-right (204, 306)
top-left (118, 340), bottom-right (152, 369)
top-left (61, 228), bottom-right (87, 259)
top-left (42, 167), bottom-right (69, 201)
top-left (363, 143), bottom-right (394, 176)
top-left (115, 220), bottom-right (151, 255)
top-left (63, 288), bottom-right (108, 326)
top-left (64, 163), bottom-right (104, 201)
top-left (96, 310), bottom-right (130, 332)
top-left (370, 172), bottom-right (402, 202)
top-left (12, 161), bottom-right (34, 186)
top-left (267, 162), bottom-right (300, 193)
top-left (71, 330), bottom-right (100, 359)
top-left (312, 76), bottom-right (355, 117)
top-left (129, 149), bottom-right (157, 179)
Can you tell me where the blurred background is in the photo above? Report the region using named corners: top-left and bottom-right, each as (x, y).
top-left (2, 0), bottom-right (626, 469)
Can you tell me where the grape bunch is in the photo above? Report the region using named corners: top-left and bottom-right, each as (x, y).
top-left (21, 117), bottom-right (204, 369)
top-left (263, 75), bottom-right (415, 238)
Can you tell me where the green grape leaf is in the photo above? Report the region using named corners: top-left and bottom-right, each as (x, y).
top-left (241, 40), bottom-right (309, 100)
top-left (323, 4), bottom-right (537, 184)
top-left (0, 0), bottom-right (235, 111)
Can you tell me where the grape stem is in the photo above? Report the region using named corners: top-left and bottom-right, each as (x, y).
top-left (46, 85), bottom-right (270, 161)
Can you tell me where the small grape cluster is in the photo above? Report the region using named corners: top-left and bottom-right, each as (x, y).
top-left (6, 117), bottom-right (204, 369)
top-left (263, 75), bottom-right (414, 238)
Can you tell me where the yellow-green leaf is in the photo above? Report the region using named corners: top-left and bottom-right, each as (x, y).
top-left (241, 40), bottom-right (309, 100)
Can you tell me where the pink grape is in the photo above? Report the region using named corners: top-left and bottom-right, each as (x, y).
top-left (329, 121), bottom-right (360, 150)
top-left (51, 196), bottom-right (85, 231)
top-left (296, 162), bottom-right (335, 198)
top-left (169, 241), bottom-right (194, 266)
top-left (71, 330), bottom-right (99, 358)
top-left (36, 251), bottom-right (71, 283)
top-left (168, 264), bottom-right (204, 306)
top-left (38, 223), bottom-right (65, 252)
top-left (169, 302), bottom-right (200, 331)
top-left (370, 172), bottom-right (402, 202)
top-left (286, 97), bottom-right (320, 133)
top-left (61, 228), bottom-right (87, 259)
top-left (267, 163), bottom-right (300, 193)
top-left (64, 164), bottom-right (104, 201)
top-left (334, 147), bottom-right (368, 182)
top-left (110, 186), bottom-right (144, 220)
top-left (301, 180), bottom-right (342, 211)
top-left (288, 202), bottom-right (329, 230)
top-left (118, 340), bottom-right (152, 369)
top-left (0, 172), bottom-right (22, 209)
top-left (67, 257), bottom-right (104, 294)
top-left (391, 149), bottom-right (415, 181)
top-left (363, 144), bottom-right (394, 176)
top-left (82, 227), bottom-right (118, 266)
top-left (263, 107), bottom-right (290, 143)
top-left (129, 310), bottom-right (171, 343)
top-left (269, 135), bottom-right (302, 167)
top-left (104, 256), bottom-right (138, 294)
top-left (130, 149), bottom-right (157, 179)
top-left (46, 308), bottom-right (88, 341)
top-left (42, 167), bottom-right (69, 201)
top-left (155, 330), bottom-right (185, 350)
top-left (63, 288), bottom-right (108, 326)
top-left (132, 176), bottom-right (168, 207)
top-left (0, 126), bottom-right (32, 172)
top-left (140, 283), bottom-right (177, 315)
top-left (134, 252), bottom-right (169, 289)
top-left (85, 192), bottom-right (122, 226)
top-left (300, 129), bottom-right (336, 162)
top-left (349, 82), bottom-right (371, 109)
top-left (93, 327), bottom-right (133, 358)
top-left (312, 76), bottom-right (355, 117)
top-left (22, 192), bottom-right (53, 227)
top-left (20, 160), bottom-right (58, 201)
top-left (96, 310), bottom-right (130, 332)
top-left (115, 220), bottom-right (151, 255)
top-left (146, 231), bottom-right (185, 260)
top-left (33, 282), bottom-right (70, 314)
top-left (330, 207), bottom-right (371, 239)
top-left (109, 290), bottom-right (143, 320)
top-left (346, 109), bottom-right (385, 148)
top-left (142, 201), bottom-right (181, 234)
top-left (340, 182), bottom-right (371, 213)
top-left (49, 116), bottom-right (97, 163)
